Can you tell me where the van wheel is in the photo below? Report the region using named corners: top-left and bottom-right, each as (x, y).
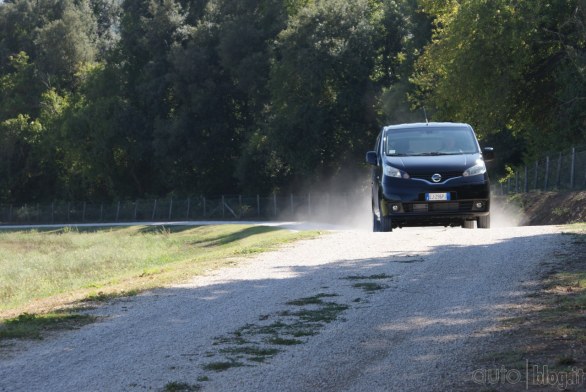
top-left (478, 214), bottom-right (490, 229)
top-left (380, 216), bottom-right (393, 232)
top-left (372, 214), bottom-right (380, 232)
top-left (462, 220), bottom-right (475, 229)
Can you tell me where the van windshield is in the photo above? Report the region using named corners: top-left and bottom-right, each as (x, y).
top-left (385, 127), bottom-right (479, 156)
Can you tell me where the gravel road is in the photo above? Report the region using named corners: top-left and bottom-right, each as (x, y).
top-left (0, 225), bottom-right (565, 391)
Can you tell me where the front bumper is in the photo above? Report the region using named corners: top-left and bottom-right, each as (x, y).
top-left (379, 175), bottom-right (490, 227)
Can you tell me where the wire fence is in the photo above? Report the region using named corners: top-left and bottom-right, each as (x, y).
top-left (0, 192), bottom-right (367, 226)
top-left (496, 146), bottom-right (586, 195)
top-left (4, 145), bottom-right (583, 225)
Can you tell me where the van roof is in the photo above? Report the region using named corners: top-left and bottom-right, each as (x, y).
top-left (383, 122), bottom-right (472, 131)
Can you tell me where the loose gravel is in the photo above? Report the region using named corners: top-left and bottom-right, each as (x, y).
top-left (0, 225), bottom-right (564, 391)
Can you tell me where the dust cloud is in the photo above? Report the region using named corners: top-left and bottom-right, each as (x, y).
top-left (287, 168), bottom-right (527, 230)
top-left (286, 167), bottom-right (373, 231)
top-left (490, 196), bottom-right (528, 228)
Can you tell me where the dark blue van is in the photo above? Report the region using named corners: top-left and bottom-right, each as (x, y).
top-left (366, 122), bottom-right (494, 232)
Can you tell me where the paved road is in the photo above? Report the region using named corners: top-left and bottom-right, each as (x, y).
top-left (0, 225), bottom-right (565, 391)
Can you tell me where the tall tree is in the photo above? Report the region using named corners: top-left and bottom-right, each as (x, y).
top-left (155, 0), bottom-right (288, 194)
top-left (34, 0), bottom-right (98, 90)
top-left (379, 0), bottom-right (432, 125)
top-left (263, 0), bottom-right (415, 190)
top-left (0, 0), bottom-right (106, 202)
top-left (96, 0), bottom-right (189, 197)
top-left (412, 0), bottom-right (586, 162)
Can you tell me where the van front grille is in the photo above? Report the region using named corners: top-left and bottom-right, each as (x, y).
top-left (410, 172), bottom-right (462, 182)
top-left (403, 201), bottom-right (474, 213)
top-left (431, 202), bottom-right (458, 211)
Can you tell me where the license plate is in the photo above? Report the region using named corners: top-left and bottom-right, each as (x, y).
top-left (426, 192), bottom-right (451, 201)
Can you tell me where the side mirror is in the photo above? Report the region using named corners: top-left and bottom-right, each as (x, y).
top-left (482, 147), bottom-right (495, 162)
top-left (365, 151), bottom-right (378, 166)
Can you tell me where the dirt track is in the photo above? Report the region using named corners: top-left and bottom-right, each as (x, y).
top-left (0, 224), bottom-right (568, 392)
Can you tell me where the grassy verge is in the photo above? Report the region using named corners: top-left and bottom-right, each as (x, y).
top-left (0, 224), bottom-right (320, 322)
top-left (461, 223), bottom-right (586, 391)
top-left (0, 312), bottom-right (98, 340)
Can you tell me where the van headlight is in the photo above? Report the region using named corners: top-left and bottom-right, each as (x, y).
top-left (463, 160), bottom-right (487, 177)
top-left (384, 165), bottom-right (410, 179)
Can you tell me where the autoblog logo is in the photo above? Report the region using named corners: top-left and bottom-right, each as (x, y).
top-left (471, 361), bottom-right (585, 390)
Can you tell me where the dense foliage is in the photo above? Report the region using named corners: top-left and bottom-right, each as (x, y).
top-left (0, 0), bottom-right (584, 202)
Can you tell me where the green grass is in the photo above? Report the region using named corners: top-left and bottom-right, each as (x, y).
top-left (342, 273), bottom-right (393, 280)
top-left (267, 336), bottom-right (303, 345)
top-left (203, 291), bottom-right (352, 372)
top-left (163, 382), bottom-right (201, 391)
top-left (280, 302), bottom-right (349, 323)
top-left (285, 293), bottom-right (338, 306)
top-left (0, 312), bottom-right (97, 340)
top-left (219, 346), bottom-right (281, 362)
top-left (0, 225), bottom-right (320, 317)
top-left (202, 360), bottom-right (244, 372)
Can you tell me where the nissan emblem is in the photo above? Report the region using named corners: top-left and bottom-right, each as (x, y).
top-left (431, 173), bottom-right (442, 183)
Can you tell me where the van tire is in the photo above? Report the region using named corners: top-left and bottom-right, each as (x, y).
top-left (462, 220), bottom-right (475, 229)
top-left (478, 214), bottom-right (490, 229)
top-left (380, 216), bottom-right (393, 232)
top-left (372, 214), bottom-right (380, 232)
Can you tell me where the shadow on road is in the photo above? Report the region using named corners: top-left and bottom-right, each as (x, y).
top-left (0, 228), bottom-right (571, 392)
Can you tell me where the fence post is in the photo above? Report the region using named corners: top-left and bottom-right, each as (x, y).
top-left (533, 161), bottom-right (539, 190)
top-left (133, 201), bottom-right (138, 221)
top-left (186, 197), bottom-right (191, 220)
top-left (116, 201), bottom-right (121, 222)
top-left (544, 156), bottom-right (550, 191)
top-left (100, 203), bottom-right (103, 221)
top-left (570, 147), bottom-right (576, 189)
top-left (273, 193), bottom-right (277, 217)
top-left (168, 197), bottom-right (173, 220)
top-left (239, 195), bottom-right (242, 219)
top-left (582, 159), bottom-right (586, 188)
top-left (556, 152), bottom-right (562, 189)
top-left (222, 195), bottom-right (225, 218)
top-left (152, 199), bottom-right (157, 220)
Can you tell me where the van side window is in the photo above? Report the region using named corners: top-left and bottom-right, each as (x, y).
top-left (374, 132), bottom-right (382, 157)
